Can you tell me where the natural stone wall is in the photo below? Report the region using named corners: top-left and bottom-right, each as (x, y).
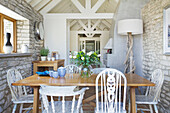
top-left (0, 0), bottom-right (44, 60)
top-left (0, 56), bottom-right (33, 113)
top-left (0, 0), bottom-right (43, 112)
top-left (142, 0), bottom-right (170, 112)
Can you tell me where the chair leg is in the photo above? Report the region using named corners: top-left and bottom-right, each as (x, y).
top-left (12, 104), bottom-right (17, 113)
top-left (128, 100), bottom-right (131, 113)
top-left (80, 107), bottom-right (83, 113)
top-left (149, 105), bottom-right (153, 113)
top-left (19, 103), bottom-right (23, 113)
top-left (154, 104), bottom-right (158, 113)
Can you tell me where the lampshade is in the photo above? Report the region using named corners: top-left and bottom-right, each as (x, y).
top-left (118, 19), bottom-right (143, 35)
top-left (104, 38), bottom-right (112, 49)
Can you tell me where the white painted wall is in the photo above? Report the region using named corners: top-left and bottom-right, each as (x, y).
top-left (44, 16), bottom-right (67, 63)
top-left (70, 31), bottom-right (78, 51)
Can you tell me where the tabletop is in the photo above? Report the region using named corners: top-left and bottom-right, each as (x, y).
top-left (12, 73), bottom-right (155, 87)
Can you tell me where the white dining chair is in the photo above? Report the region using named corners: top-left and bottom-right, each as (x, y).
top-left (65, 64), bottom-right (80, 74)
top-left (135, 69), bottom-right (164, 113)
top-left (39, 85), bottom-right (89, 113)
top-left (95, 69), bottom-right (127, 113)
top-left (7, 69), bottom-right (42, 113)
top-left (91, 68), bottom-right (108, 74)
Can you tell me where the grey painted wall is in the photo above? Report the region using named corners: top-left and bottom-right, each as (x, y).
top-left (110, 0), bottom-right (149, 76)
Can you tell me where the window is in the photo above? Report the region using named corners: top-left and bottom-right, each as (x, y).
top-left (0, 13), bottom-right (16, 53)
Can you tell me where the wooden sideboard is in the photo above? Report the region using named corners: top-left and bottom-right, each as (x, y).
top-left (32, 59), bottom-right (65, 74)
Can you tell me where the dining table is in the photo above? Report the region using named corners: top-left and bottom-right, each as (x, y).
top-left (12, 73), bottom-right (155, 113)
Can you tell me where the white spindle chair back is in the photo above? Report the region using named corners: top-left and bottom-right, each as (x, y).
top-left (96, 69), bottom-right (127, 113)
top-left (7, 69), bottom-right (27, 101)
top-left (65, 65), bottom-right (80, 74)
top-left (148, 69), bottom-right (164, 102)
top-left (40, 85), bottom-right (89, 113)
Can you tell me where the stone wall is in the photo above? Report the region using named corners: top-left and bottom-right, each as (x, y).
top-left (0, 55), bottom-right (33, 112)
top-left (0, 0), bottom-right (44, 60)
top-left (0, 0), bottom-right (43, 112)
top-left (142, 0), bottom-right (170, 112)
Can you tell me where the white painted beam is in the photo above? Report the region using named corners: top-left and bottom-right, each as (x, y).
top-left (40, 0), bottom-right (61, 15)
top-left (25, 0), bottom-right (32, 3)
top-left (91, 0), bottom-right (105, 13)
top-left (34, 0), bottom-right (50, 11)
top-left (92, 20), bottom-right (101, 30)
top-left (88, 19), bottom-right (91, 28)
top-left (70, 20), bottom-right (77, 27)
top-left (101, 20), bottom-right (111, 28)
top-left (30, 0), bottom-right (41, 7)
top-left (46, 13), bottom-right (114, 19)
top-left (78, 20), bottom-right (87, 30)
top-left (71, 0), bottom-right (85, 13)
top-left (86, 0), bottom-right (91, 11)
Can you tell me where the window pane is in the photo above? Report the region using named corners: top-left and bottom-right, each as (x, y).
top-left (4, 19), bottom-right (13, 46)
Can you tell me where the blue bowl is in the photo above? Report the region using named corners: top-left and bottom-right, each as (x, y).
top-left (58, 67), bottom-right (66, 77)
top-left (53, 72), bottom-right (59, 78)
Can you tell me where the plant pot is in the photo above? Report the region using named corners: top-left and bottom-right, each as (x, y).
top-left (41, 56), bottom-right (46, 61)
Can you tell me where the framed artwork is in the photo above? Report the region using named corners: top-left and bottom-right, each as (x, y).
top-left (163, 7), bottom-right (170, 54)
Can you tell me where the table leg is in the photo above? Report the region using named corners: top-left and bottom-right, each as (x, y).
top-left (33, 87), bottom-right (40, 113)
top-left (130, 86), bottom-right (137, 113)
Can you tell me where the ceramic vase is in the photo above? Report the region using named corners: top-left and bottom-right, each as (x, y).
top-left (21, 44), bottom-right (28, 53)
top-left (3, 33), bottom-right (13, 54)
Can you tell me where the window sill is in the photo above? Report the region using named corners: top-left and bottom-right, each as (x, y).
top-left (0, 53), bottom-right (33, 58)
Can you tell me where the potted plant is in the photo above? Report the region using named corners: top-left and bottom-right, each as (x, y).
top-left (70, 51), bottom-right (100, 77)
top-left (40, 47), bottom-right (49, 61)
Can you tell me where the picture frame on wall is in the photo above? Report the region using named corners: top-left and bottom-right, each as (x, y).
top-left (163, 7), bottom-right (170, 54)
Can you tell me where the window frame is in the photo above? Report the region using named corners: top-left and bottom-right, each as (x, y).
top-left (0, 13), bottom-right (17, 53)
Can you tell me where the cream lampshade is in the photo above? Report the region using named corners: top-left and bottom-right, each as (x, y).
top-left (118, 19), bottom-right (143, 73)
top-left (118, 19), bottom-right (143, 35)
top-left (104, 38), bottom-right (112, 50)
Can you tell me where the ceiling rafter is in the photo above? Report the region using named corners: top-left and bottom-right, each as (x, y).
top-left (30, 0), bottom-right (41, 7)
top-left (25, 0), bottom-right (32, 3)
top-left (34, 0), bottom-right (51, 11)
top-left (71, 0), bottom-right (106, 13)
top-left (101, 20), bottom-right (111, 28)
top-left (40, 0), bottom-right (62, 15)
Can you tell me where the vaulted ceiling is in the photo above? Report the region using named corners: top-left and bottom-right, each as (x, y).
top-left (25, 0), bottom-right (119, 34)
top-left (25, 0), bottom-right (119, 13)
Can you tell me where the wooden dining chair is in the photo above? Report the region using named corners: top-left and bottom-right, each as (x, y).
top-left (7, 69), bottom-right (42, 113)
top-left (95, 69), bottom-right (127, 113)
top-left (39, 85), bottom-right (89, 113)
top-left (65, 64), bottom-right (80, 74)
top-left (136, 69), bottom-right (164, 113)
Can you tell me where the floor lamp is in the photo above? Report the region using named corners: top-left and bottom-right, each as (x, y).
top-left (118, 19), bottom-right (143, 74)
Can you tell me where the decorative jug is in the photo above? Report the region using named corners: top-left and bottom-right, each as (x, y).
top-left (58, 67), bottom-right (66, 77)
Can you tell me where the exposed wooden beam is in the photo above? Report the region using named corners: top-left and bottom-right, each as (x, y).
top-left (70, 20), bottom-right (77, 27)
top-left (71, 0), bottom-right (85, 13)
top-left (40, 0), bottom-right (61, 15)
top-left (46, 13), bottom-right (114, 19)
top-left (88, 19), bottom-right (91, 28)
top-left (78, 20), bottom-right (87, 30)
top-left (91, 0), bottom-right (105, 13)
top-left (86, 0), bottom-right (91, 11)
top-left (34, 0), bottom-right (50, 11)
top-left (30, 0), bottom-right (41, 7)
top-left (92, 20), bottom-right (101, 30)
top-left (25, 0), bottom-right (32, 3)
top-left (101, 20), bottom-right (111, 28)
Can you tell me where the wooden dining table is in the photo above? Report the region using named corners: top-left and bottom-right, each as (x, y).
top-left (12, 73), bottom-right (154, 113)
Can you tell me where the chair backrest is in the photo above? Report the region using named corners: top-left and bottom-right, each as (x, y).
top-left (7, 69), bottom-right (27, 101)
top-left (39, 85), bottom-right (89, 113)
top-left (65, 65), bottom-right (80, 74)
top-left (148, 69), bottom-right (164, 102)
top-left (96, 69), bottom-right (127, 113)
